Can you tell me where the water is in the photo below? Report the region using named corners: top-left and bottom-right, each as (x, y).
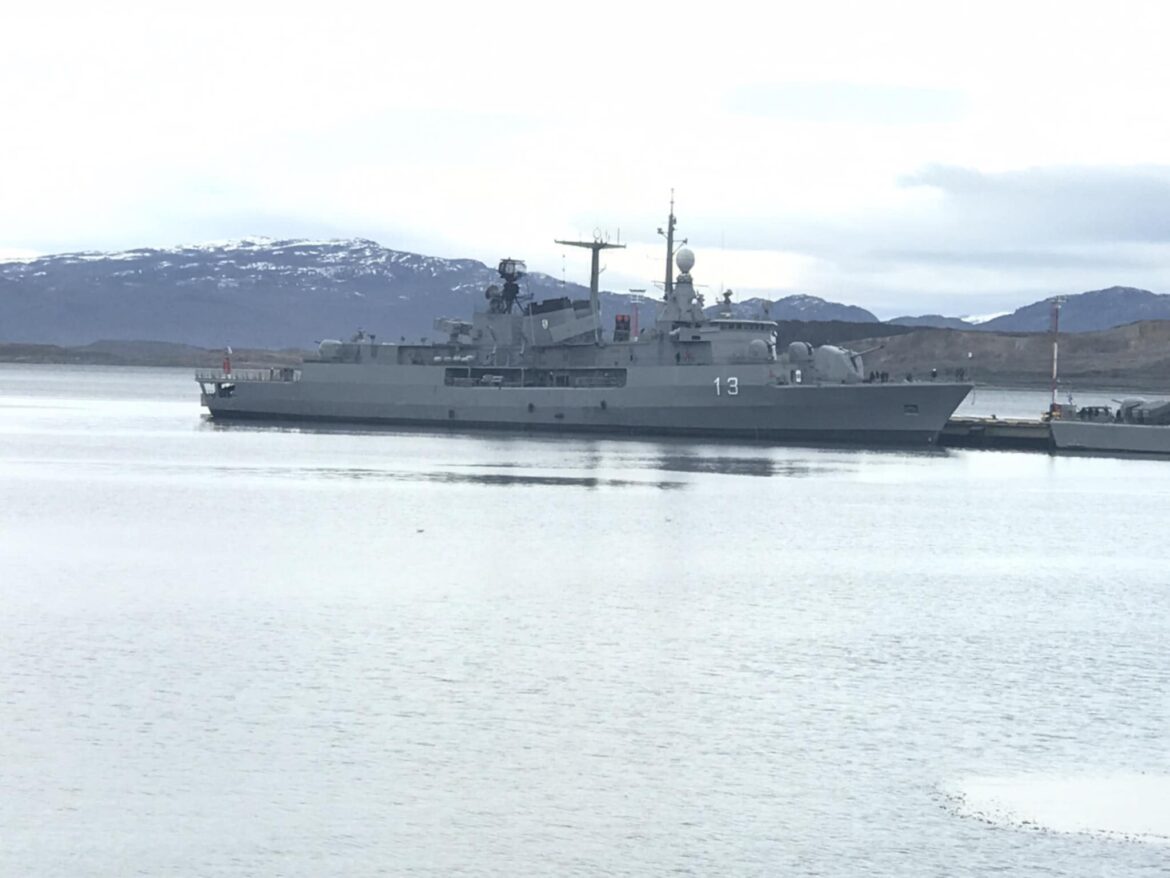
top-left (1, 365), bottom-right (1167, 876)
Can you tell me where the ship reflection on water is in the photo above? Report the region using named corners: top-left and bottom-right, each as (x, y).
top-left (654, 454), bottom-right (819, 478)
top-left (199, 417), bottom-right (875, 485)
top-left (427, 471), bottom-right (686, 490)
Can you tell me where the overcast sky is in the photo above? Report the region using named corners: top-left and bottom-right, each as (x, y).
top-left (4, 0), bottom-right (1170, 317)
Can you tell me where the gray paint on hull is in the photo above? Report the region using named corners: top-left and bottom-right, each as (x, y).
top-left (204, 409), bottom-right (945, 446)
top-left (204, 376), bottom-right (971, 447)
top-left (1050, 420), bottom-right (1170, 455)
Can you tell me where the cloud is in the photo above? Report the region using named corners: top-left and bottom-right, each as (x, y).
top-left (6, 3), bottom-right (1170, 318)
top-left (727, 82), bottom-right (967, 125)
top-left (599, 164), bottom-right (1170, 316)
top-left (676, 164), bottom-right (1170, 253)
top-left (899, 164), bottom-right (1170, 244)
top-left (867, 247), bottom-right (1163, 270)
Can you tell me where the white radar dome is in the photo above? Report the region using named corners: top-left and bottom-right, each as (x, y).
top-left (788, 341), bottom-right (813, 362)
top-left (675, 247), bottom-right (695, 274)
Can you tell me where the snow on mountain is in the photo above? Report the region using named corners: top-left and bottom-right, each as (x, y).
top-left (0, 248), bottom-right (41, 264)
top-left (963, 311), bottom-right (1011, 325)
top-left (4, 238), bottom-right (1166, 348)
top-left (0, 238), bottom-right (588, 348)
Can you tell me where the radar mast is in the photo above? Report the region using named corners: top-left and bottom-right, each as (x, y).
top-left (554, 233), bottom-right (625, 342)
top-left (657, 190), bottom-right (687, 299)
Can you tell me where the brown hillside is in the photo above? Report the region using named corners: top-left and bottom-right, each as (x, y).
top-left (855, 320), bottom-right (1170, 387)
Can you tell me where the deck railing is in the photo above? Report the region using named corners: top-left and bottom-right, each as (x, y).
top-left (195, 368), bottom-right (300, 383)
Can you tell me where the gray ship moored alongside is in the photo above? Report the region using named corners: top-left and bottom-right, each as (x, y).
top-left (197, 206), bottom-right (972, 446)
top-left (1049, 398), bottom-right (1170, 455)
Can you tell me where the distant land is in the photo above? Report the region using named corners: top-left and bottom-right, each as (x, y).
top-left (1, 237), bottom-right (1169, 387)
top-left (0, 340), bottom-right (304, 369)
top-left (3, 237), bottom-right (1170, 348)
top-left (856, 320), bottom-right (1170, 388)
top-left (890, 286), bottom-right (1170, 333)
top-left (888, 314), bottom-right (978, 330)
top-left (0, 237), bottom-right (891, 348)
top-left (3, 320), bottom-right (1168, 390)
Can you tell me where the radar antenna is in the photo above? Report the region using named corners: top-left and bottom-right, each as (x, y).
top-left (485, 258), bottom-right (529, 314)
top-left (554, 233), bottom-right (626, 342)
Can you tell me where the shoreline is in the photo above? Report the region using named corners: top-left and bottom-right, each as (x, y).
top-left (1, 341), bottom-right (1165, 394)
top-left (0, 341), bottom-right (305, 370)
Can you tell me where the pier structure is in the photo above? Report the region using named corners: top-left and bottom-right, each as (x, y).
top-left (939, 416), bottom-right (1052, 451)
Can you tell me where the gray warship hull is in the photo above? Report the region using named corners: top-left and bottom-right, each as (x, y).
top-left (201, 363), bottom-right (971, 446)
top-left (1050, 420), bottom-right (1170, 455)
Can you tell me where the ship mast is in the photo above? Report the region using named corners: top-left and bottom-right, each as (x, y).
top-left (554, 235), bottom-right (626, 342)
top-left (657, 190), bottom-right (686, 299)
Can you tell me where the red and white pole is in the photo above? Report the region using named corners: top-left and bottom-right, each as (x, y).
top-left (1050, 299), bottom-right (1061, 412)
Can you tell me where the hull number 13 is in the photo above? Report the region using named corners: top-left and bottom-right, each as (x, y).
top-left (713, 377), bottom-right (739, 396)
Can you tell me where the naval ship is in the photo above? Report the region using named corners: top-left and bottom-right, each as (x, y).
top-left (197, 208), bottom-right (972, 445)
top-left (1049, 397), bottom-right (1170, 455)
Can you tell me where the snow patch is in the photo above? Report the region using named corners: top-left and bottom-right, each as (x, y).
top-left (0, 248), bottom-right (41, 263)
top-left (53, 252), bottom-right (108, 262)
top-left (963, 311), bottom-right (1009, 324)
top-left (943, 773), bottom-right (1170, 845)
top-left (191, 236), bottom-right (276, 250)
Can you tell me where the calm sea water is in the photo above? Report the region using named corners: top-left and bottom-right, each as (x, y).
top-left (1, 365), bottom-right (1167, 877)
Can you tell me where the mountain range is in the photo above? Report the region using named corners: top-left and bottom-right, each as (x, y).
top-left (0, 238), bottom-right (571, 349)
top-left (890, 286), bottom-right (1170, 332)
top-left (703, 295), bottom-right (879, 324)
top-left (1, 238), bottom-right (1167, 348)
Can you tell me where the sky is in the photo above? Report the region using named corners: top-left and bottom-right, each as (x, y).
top-left (3, 0), bottom-right (1170, 318)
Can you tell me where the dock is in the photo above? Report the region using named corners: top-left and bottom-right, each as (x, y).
top-left (940, 417), bottom-right (1051, 450)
